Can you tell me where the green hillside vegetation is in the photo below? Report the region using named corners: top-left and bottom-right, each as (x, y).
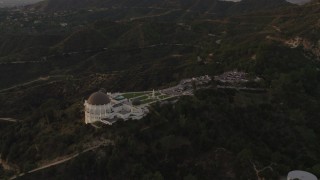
top-left (6, 84), bottom-right (320, 179)
top-left (0, 0), bottom-right (320, 179)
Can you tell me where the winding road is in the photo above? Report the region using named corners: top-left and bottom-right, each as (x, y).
top-left (0, 75), bottom-right (67, 94)
top-left (0, 118), bottom-right (18, 122)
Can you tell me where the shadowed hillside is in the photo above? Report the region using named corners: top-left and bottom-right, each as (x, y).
top-left (0, 0), bottom-right (320, 179)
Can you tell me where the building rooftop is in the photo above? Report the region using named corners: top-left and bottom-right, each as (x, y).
top-left (113, 103), bottom-right (123, 108)
top-left (101, 118), bottom-right (118, 124)
top-left (87, 91), bottom-right (111, 105)
top-left (119, 109), bottom-right (131, 115)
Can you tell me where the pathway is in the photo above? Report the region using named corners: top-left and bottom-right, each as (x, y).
top-left (10, 140), bottom-right (113, 180)
top-left (0, 75), bottom-right (67, 93)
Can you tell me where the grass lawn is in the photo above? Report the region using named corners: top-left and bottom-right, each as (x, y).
top-left (158, 95), bottom-right (170, 99)
top-left (141, 99), bottom-right (157, 104)
top-left (122, 92), bottom-right (174, 105)
top-left (133, 95), bottom-right (149, 101)
top-left (122, 92), bottom-right (150, 99)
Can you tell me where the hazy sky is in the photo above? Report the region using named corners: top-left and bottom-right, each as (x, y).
top-left (221, 0), bottom-right (312, 4)
top-left (0, 0), bottom-right (42, 7)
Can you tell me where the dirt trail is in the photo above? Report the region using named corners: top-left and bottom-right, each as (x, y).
top-left (0, 118), bottom-right (18, 122)
top-left (0, 75), bottom-right (66, 93)
top-left (10, 140), bottom-right (113, 180)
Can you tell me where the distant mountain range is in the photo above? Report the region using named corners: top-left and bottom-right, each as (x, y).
top-left (286, 0), bottom-right (312, 4)
top-left (223, 0), bottom-right (312, 3)
top-left (0, 0), bottom-right (41, 7)
top-left (33, 0), bottom-right (293, 14)
top-left (0, 0), bottom-right (313, 8)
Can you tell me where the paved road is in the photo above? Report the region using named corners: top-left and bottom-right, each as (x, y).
top-left (0, 75), bottom-right (67, 93)
top-left (0, 60), bottom-right (46, 65)
top-left (0, 118), bottom-right (18, 122)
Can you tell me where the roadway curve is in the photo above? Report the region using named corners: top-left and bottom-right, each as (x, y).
top-left (0, 118), bottom-right (18, 122)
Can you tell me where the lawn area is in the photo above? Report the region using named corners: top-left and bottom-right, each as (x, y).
top-left (158, 95), bottom-right (170, 100)
top-left (122, 92), bottom-right (150, 99)
top-left (133, 95), bottom-right (149, 101)
top-left (140, 99), bottom-right (157, 104)
top-left (122, 92), bottom-right (174, 105)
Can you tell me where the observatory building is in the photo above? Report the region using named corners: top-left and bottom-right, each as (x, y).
top-left (84, 91), bottom-right (146, 125)
top-left (84, 75), bottom-right (212, 125)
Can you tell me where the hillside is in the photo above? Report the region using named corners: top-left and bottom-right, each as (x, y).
top-left (0, 0), bottom-right (320, 179)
